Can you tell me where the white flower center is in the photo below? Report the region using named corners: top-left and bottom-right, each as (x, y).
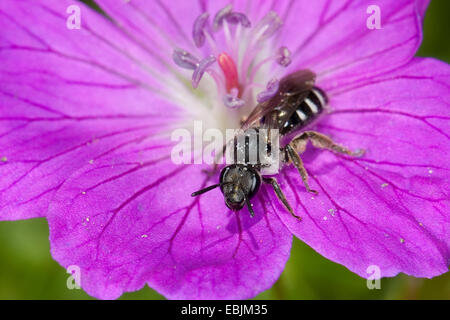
top-left (171, 4), bottom-right (292, 134)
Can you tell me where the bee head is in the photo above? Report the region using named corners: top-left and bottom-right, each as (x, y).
top-left (191, 165), bottom-right (261, 217)
top-left (219, 165), bottom-right (261, 213)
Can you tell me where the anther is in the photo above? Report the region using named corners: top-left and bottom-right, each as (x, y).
top-left (226, 12), bottom-right (251, 28)
top-left (193, 12), bottom-right (210, 48)
top-left (192, 55), bottom-right (216, 88)
top-left (257, 78), bottom-right (279, 103)
top-left (255, 11), bottom-right (282, 40)
top-left (172, 49), bottom-right (200, 70)
top-left (223, 88), bottom-right (245, 109)
top-left (276, 46), bottom-right (291, 67)
top-left (213, 4), bottom-right (233, 31)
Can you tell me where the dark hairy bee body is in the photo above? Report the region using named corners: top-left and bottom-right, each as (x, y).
top-left (278, 87), bottom-right (327, 135)
top-left (192, 70), bottom-right (363, 219)
top-left (233, 86), bottom-right (328, 166)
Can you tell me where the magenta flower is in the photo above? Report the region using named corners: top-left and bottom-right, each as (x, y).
top-left (0, 0), bottom-right (448, 300)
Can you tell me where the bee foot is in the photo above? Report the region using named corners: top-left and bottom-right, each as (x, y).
top-left (201, 168), bottom-right (217, 177)
top-left (352, 148), bottom-right (366, 157)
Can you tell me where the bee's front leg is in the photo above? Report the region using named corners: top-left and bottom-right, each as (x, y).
top-left (201, 164), bottom-right (219, 177)
top-left (263, 177), bottom-right (301, 221)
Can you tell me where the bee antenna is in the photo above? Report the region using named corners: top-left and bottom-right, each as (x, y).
top-left (191, 182), bottom-right (231, 197)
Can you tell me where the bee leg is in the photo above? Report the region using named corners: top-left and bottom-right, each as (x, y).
top-left (285, 144), bottom-right (318, 195)
top-left (201, 163), bottom-right (219, 177)
top-left (290, 131), bottom-right (365, 157)
top-left (263, 177), bottom-right (302, 221)
top-left (244, 195), bottom-right (255, 218)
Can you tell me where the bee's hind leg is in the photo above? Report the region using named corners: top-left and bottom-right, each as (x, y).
top-left (263, 177), bottom-right (301, 221)
top-left (290, 131), bottom-right (365, 158)
top-left (285, 130), bottom-right (365, 194)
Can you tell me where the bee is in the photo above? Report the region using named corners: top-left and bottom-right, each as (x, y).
top-left (191, 70), bottom-right (364, 219)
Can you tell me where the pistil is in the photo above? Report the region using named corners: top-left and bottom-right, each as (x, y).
top-left (218, 52), bottom-right (239, 93)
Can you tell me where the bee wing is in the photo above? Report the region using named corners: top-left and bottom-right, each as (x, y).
top-left (277, 69), bottom-right (316, 95)
top-left (262, 90), bottom-right (311, 130)
top-left (240, 100), bottom-right (275, 130)
top-left (241, 69), bottom-right (316, 130)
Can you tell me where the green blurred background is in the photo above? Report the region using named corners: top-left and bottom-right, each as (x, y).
top-left (0, 0), bottom-right (449, 300)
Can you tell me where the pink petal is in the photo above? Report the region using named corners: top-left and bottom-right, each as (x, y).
top-left (276, 58), bottom-right (449, 279)
top-left (94, 0), bottom-right (205, 57)
top-left (1, 0), bottom-right (447, 300)
top-left (279, 0), bottom-right (429, 83)
top-left (47, 140), bottom-right (292, 299)
top-left (0, 0), bottom-right (185, 219)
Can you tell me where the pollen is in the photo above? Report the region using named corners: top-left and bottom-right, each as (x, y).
top-left (0, 156), bottom-right (7, 162)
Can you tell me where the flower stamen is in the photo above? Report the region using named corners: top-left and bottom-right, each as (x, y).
top-left (173, 49), bottom-right (200, 70)
top-left (225, 12), bottom-right (251, 28)
top-left (213, 4), bottom-right (233, 31)
top-left (223, 88), bottom-right (245, 109)
top-left (249, 46), bottom-right (292, 83)
top-left (276, 46), bottom-right (292, 67)
top-left (173, 6), bottom-right (289, 110)
top-left (254, 11), bottom-right (283, 41)
top-left (257, 78), bottom-right (279, 103)
top-left (193, 12), bottom-right (210, 48)
top-left (192, 55), bottom-right (216, 88)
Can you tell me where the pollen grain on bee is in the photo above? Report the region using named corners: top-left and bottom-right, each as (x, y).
top-left (170, 121), bottom-right (280, 175)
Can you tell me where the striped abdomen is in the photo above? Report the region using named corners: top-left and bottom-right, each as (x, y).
top-left (280, 87), bottom-right (327, 135)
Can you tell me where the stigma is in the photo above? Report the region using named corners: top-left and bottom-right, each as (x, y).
top-left (218, 52), bottom-right (239, 93)
top-left (172, 4), bottom-right (291, 109)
